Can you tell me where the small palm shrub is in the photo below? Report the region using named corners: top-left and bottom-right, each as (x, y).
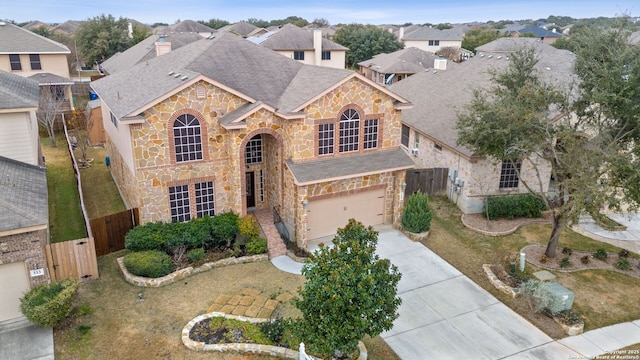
top-left (246, 237), bottom-right (268, 254)
top-left (616, 258), bottom-right (631, 270)
top-left (20, 278), bottom-right (79, 327)
top-left (593, 248), bottom-right (608, 260)
top-left (124, 250), bottom-right (173, 278)
top-left (401, 191), bottom-right (433, 233)
top-left (559, 256), bottom-right (571, 268)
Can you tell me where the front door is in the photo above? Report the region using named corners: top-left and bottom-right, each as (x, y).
top-left (246, 171), bottom-right (255, 208)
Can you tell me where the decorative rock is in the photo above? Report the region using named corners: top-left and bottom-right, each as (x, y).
top-left (400, 229), bottom-right (429, 242)
top-left (533, 270), bottom-right (556, 282)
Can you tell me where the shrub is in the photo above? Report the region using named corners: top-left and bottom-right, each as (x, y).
top-left (125, 221), bottom-right (170, 252)
top-left (484, 194), bottom-right (546, 220)
top-left (208, 317), bottom-right (272, 345)
top-left (401, 191), bottom-right (433, 233)
top-left (519, 278), bottom-right (553, 314)
top-left (188, 248), bottom-right (206, 263)
top-left (210, 212), bottom-right (239, 247)
top-left (237, 215), bottom-right (260, 239)
top-left (593, 248), bottom-right (608, 260)
top-left (559, 256), bottom-right (571, 268)
top-left (259, 318), bottom-right (288, 344)
top-left (124, 250), bottom-right (173, 278)
top-left (539, 254), bottom-right (548, 264)
top-left (618, 249), bottom-right (630, 258)
top-left (580, 255), bottom-right (590, 265)
top-left (562, 247), bottom-right (572, 255)
top-left (246, 237), bottom-right (268, 254)
top-left (616, 258), bottom-right (631, 270)
top-left (20, 278), bottom-right (79, 327)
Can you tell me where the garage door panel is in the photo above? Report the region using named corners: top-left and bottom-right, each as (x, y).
top-left (307, 188), bottom-right (385, 240)
top-left (0, 262), bottom-right (31, 321)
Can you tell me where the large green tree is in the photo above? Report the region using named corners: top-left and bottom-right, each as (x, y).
top-left (293, 219), bottom-right (401, 358)
top-left (75, 14), bottom-right (131, 65)
top-left (456, 24), bottom-right (640, 258)
top-left (461, 27), bottom-right (507, 52)
top-left (333, 24), bottom-right (404, 68)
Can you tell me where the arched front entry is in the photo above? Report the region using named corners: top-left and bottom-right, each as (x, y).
top-left (239, 128), bottom-right (284, 216)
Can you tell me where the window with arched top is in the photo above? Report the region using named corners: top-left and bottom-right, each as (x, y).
top-left (339, 109), bottom-right (360, 153)
top-left (173, 114), bottom-right (203, 163)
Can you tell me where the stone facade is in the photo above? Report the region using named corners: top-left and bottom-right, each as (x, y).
top-left (407, 127), bottom-right (552, 214)
top-left (107, 76), bottom-right (409, 246)
top-left (0, 230), bottom-right (50, 287)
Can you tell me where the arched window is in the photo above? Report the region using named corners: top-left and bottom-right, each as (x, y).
top-left (173, 114), bottom-right (203, 162)
top-left (339, 109), bottom-right (360, 153)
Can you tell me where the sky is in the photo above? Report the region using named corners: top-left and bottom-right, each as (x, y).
top-left (2, 0), bottom-right (637, 25)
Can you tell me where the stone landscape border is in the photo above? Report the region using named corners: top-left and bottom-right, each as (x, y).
top-left (482, 264), bottom-right (520, 298)
top-left (182, 312), bottom-right (368, 359)
top-left (117, 254), bottom-right (268, 287)
top-left (462, 215), bottom-right (550, 236)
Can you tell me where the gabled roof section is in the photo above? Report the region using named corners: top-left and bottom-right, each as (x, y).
top-left (286, 148), bottom-right (414, 185)
top-left (0, 156), bottom-right (48, 232)
top-left (23, 21), bottom-right (52, 31)
top-left (513, 26), bottom-right (563, 38)
top-left (392, 39), bottom-right (576, 157)
top-left (51, 20), bottom-right (84, 35)
top-left (255, 24), bottom-right (347, 51)
top-left (403, 27), bottom-right (464, 41)
top-left (101, 32), bottom-right (202, 74)
top-left (166, 20), bottom-right (215, 34)
top-left (28, 72), bottom-right (73, 86)
top-left (0, 22), bottom-right (70, 54)
top-left (0, 70), bottom-right (39, 109)
top-left (358, 47), bottom-right (439, 74)
top-left (220, 22), bottom-right (260, 37)
top-left (218, 102), bottom-right (269, 129)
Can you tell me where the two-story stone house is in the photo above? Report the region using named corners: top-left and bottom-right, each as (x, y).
top-left (91, 32), bottom-right (414, 248)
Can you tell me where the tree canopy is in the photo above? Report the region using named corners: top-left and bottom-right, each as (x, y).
top-left (333, 24), bottom-right (404, 68)
top-left (456, 20), bottom-right (640, 258)
top-left (75, 14), bottom-right (132, 65)
top-left (461, 27), bottom-right (508, 52)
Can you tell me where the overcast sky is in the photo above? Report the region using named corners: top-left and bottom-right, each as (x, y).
top-left (2, 0), bottom-right (637, 25)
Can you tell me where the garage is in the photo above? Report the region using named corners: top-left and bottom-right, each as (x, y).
top-left (0, 261), bottom-right (31, 321)
top-left (306, 187), bottom-right (385, 240)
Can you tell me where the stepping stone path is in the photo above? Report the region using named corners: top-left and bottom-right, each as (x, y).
top-left (207, 288), bottom-right (294, 318)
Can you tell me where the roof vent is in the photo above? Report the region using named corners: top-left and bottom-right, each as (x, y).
top-left (0, 21), bottom-right (6, 26)
top-left (168, 71), bottom-right (174, 76)
top-left (173, 73), bottom-right (181, 78)
top-left (180, 76), bottom-right (188, 81)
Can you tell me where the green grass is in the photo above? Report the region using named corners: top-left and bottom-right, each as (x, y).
top-left (76, 145), bottom-right (125, 219)
top-left (42, 133), bottom-right (87, 242)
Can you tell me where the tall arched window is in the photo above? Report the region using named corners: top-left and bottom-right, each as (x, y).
top-left (339, 109), bottom-right (360, 153)
top-left (173, 114), bottom-right (203, 162)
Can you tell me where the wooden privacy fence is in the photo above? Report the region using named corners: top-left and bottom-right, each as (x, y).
top-left (90, 208), bottom-right (139, 256)
top-left (46, 237), bottom-right (99, 282)
top-left (405, 168), bottom-right (449, 197)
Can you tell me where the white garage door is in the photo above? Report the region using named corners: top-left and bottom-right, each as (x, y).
top-left (0, 262), bottom-right (31, 321)
top-left (307, 188), bottom-right (385, 240)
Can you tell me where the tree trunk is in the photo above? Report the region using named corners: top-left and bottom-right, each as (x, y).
top-left (545, 210), bottom-right (565, 258)
top-left (48, 127), bottom-right (56, 147)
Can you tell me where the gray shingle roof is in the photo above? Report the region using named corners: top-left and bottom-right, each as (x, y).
top-left (91, 32), bottom-right (355, 119)
top-left (0, 22), bottom-right (70, 54)
top-left (220, 22), bottom-right (260, 37)
top-left (392, 39), bottom-right (576, 157)
top-left (28, 72), bottom-right (73, 85)
top-left (286, 148), bottom-right (414, 185)
top-left (51, 20), bottom-right (84, 35)
top-left (255, 24), bottom-right (347, 51)
top-left (0, 156), bottom-right (48, 232)
top-left (403, 27), bottom-right (464, 41)
top-left (166, 20), bottom-right (215, 33)
top-left (0, 70), bottom-right (39, 109)
top-left (101, 33), bottom-right (202, 74)
top-left (358, 47), bottom-right (439, 74)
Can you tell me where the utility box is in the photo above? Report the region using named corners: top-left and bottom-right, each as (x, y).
top-left (541, 282), bottom-right (574, 313)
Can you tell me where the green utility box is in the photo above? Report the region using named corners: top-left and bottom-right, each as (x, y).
top-left (541, 282), bottom-right (574, 313)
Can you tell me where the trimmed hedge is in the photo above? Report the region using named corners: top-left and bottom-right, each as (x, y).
top-left (402, 191), bottom-right (433, 233)
top-left (246, 237), bottom-right (268, 254)
top-left (124, 250), bottom-right (173, 278)
top-left (20, 278), bottom-right (79, 327)
top-left (484, 194), bottom-right (546, 220)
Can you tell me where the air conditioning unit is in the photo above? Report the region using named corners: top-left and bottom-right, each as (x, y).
top-left (411, 148), bottom-right (419, 156)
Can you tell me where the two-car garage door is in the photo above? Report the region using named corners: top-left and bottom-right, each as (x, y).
top-left (0, 262), bottom-right (31, 321)
top-left (306, 188), bottom-right (385, 240)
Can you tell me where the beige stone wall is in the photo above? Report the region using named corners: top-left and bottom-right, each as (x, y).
top-left (106, 135), bottom-right (140, 210)
top-left (0, 230), bottom-right (50, 287)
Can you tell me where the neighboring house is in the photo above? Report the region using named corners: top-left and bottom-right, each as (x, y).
top-left (392, 38), bottom-right (575, 214)
top-left (358, 47), bottom-right (443, 86)
top-left (219, 21), bottom-right (261, 38)
top-left (90, 32), bottom-right (414, 247)
top-left (511, 26), bottom-right (563, 44)
top-left (0, 71), bottom-right (41, 166)
top-left (51, 20), bottom-right (84, 36)
top-left (0, 21), bottom-right (74, 112)
top-left (23, 20), bottom-right (52, 32)
top-left (248, 24), bottom-right (348, 69)
top-left (86, 99), bottom-right (105, 145)
top-left (162, 20), bottom-right (215, 38)
top-left (101, 32), bottom-right (202, 75)
top-left (400, 26), bottom-right (465, 53)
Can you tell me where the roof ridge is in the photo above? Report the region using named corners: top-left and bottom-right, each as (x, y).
top-left (10, 22), bottom-right (71, 53)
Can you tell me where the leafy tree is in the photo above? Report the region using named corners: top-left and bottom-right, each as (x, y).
top-left (456, 25), bottom-right (640, 259)
top-left (461, 27), bottom-right (506, 52)
top-left (245, 18), bottom-right (270, 28)
top-left (200, 18), bottom-right (230, 30)
top-left (151, 22), bottom-right (169, 28)
top-left (131, 25), bottom-right (151, 46)
top-left (31, 26), bottom-right (50, 38)
top-left (311, 18), bottom-right (329, 27)
top-left (436, 23), bottom-right (452, 30)
top-left (293, 219), bottom-right (401, 358)
top-left (75, 14), bottom-right (131, 65)
top-left (334, 24), bottom-right (404, 68)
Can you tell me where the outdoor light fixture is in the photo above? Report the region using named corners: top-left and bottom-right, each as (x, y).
top-left (400, 182), bottom-right (406, 200)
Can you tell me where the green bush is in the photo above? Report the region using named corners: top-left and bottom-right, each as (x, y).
top-left (125, 221), bottom-right (171, 252)
top-left (559, 256), bottom-right (571, 268)
top-left (259, 318), bottom-right (288, 344)
top-left (246, 237), bottom-right (268, 254)
top-left (124, 250), bottom-right (173, 278)
top-left (616, 258), bottom-right (631, 270)
top-left (20, 278), bottom-right (79, 327)
top-left (484, 194), bottom-right (547, 220)
top-left (188, 248), bottom-right (206, 263)
top-left (401, 191), bottom-right (433, 233)
top-left (237, 215), bottom-right (261, 239)
top-left (210, 212), bottom-right (239, 247)
top-left (593, 248), bottom-right (608, 260)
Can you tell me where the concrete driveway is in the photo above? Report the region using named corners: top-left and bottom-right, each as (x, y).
top-left (376, 227), bottom-right (583, 360)
top-left (0, 317), bottom-right (54, 360)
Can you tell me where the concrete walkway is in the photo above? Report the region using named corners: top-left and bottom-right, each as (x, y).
top-left (0, 317), bottom-right (54, 360)
top-left (575, 213), bottom-right (640, 254)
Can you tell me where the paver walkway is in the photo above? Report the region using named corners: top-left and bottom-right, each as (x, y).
top-left (253, 209), bottom-right (287, 258)
top-left (207, 288), bottom-right (294, 318)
